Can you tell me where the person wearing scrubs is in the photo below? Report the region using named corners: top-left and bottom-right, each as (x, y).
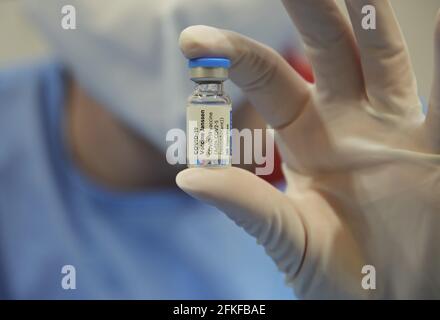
top-left (2, 0), bottom-right (440, 300)
top-left (0, 0), bottom-right (297, 299)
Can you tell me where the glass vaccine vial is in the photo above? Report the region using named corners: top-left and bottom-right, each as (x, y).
top-left (187, 57), bottom-right (232, 167)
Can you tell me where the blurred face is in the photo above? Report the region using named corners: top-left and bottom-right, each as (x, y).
top-left (24, 0), bottom-right (296, 154)
top-left (24, 0), bottom-right (189, 151)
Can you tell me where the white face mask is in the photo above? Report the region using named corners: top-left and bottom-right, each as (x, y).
top-left (24, 0), bottom-right (296, 151)
top-left (24, 0), bottom-right (190, 151)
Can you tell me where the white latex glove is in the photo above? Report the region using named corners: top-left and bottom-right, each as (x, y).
top-left (176, 0), bottom-right (440, 299)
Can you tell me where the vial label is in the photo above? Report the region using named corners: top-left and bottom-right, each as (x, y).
top-left (187, 104), bottom-right (231, 166)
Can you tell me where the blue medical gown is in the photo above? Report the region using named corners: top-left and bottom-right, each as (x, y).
top-left (0, 61), bottom-right (294, 299)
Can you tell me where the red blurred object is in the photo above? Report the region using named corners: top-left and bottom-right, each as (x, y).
top-left (285, 50), bottom-right (314, 84)
top-left (261, 48), bottom-right (314, 184)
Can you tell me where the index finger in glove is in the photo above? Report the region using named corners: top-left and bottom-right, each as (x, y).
top-left (179, 25), bottom-right (311, 129)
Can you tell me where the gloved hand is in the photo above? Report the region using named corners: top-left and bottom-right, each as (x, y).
top-left (176, 0), bottom-right (440, 299)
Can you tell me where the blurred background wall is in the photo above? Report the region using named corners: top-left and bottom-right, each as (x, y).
top-left (0, 0), bottom-right (438, 99)
top-left (0, 0), bottom-right (49, 65)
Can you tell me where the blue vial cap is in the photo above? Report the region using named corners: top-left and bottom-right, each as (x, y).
top-left (188, 57), bottom-right (231, 69)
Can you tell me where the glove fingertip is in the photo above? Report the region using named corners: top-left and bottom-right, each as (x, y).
top-left (175, 168), bottom-right (203, 190)
top-left (178, 25), bottom-right (225, 59)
